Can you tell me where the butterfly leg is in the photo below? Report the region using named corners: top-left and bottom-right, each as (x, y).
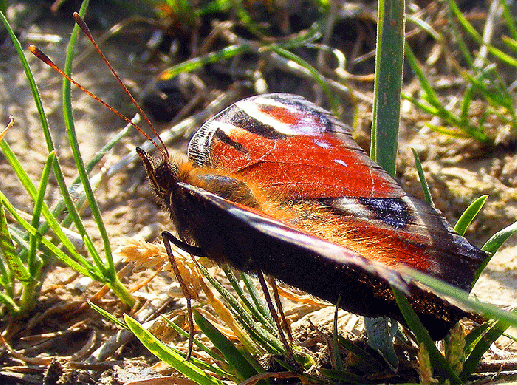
top-left (162, 231), bottom-right (202, 360)
top-left (161, 231), bottom-right (296, 361)
top-left (257, 272), bottom-right (294, 361)
top-left (267, 276), bottom-right (293, 343)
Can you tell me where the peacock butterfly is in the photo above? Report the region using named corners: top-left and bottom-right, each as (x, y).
top-left (137, 93), bottom-right (488, 341)
top-left (29, 13), bottom-right (487, 343)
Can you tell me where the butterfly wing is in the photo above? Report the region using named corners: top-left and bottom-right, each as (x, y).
top-left (189, 94), bottom-right (401, 199)
top-left (173, 181), bottom-right (468, 340)
top-left (188, 94), bottom-right (487, 292)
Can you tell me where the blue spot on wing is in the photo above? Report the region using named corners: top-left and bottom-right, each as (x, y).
top-left (358, 198), bottom-right (410, 229)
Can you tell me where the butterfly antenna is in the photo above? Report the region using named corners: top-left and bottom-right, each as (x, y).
top-left (71, 13), bottom-right (168, 157)
top-left (28, 14), bottom-right (168, 158)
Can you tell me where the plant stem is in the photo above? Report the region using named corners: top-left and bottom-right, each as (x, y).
top-left (371, 0), bottom-right (405, 177)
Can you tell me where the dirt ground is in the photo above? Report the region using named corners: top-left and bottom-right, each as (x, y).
top-left (1, 1), bottom-right (517, 384)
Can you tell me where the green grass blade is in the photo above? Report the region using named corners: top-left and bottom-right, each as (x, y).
top-left (4, 227), bottom-right (30, 256)
top-left (0, 191), bottom-right (102, 280)
top-left (28, 151), bottom-right (55, 276)
top-left (501, 0), bottom-right (517, 40)
top-left (367, 0), bottom-right (405, 358)
top-left (230, 0), bottom-right (264, 36)
top-left (426, 123), bottom-right (473, 139)
top-left (480, 37), bottom-right (517, 67)
top-left (472, 220), bottom-right (517, 283)
top-left (223, 268), bottom-right (276, 335)
top-left (161, 316), bottom-right (228, 365)
top-left (405, 46), bottom-right (455, 120)
top-left (404, 46), bottom-right (490, 143)
top-left (447, 2), bottom-right (474, 68)
top-left (16, 116), bottom-right (136, 254)
top-left (0, 220), bottom-right (12, 294)
top-left (365, 317), bottom-right (399, 369)
top-left (58, 116), bottom-right (136, 229)
top-left (460, 84), bottom-right (476, 125)
top-left (50, 162), bottom-right (102, 274)
top-left (88, 301), bottom-right (128, 330)
top-left (406, 13), bottom-right (440, 41)
top-left (197, 0), bottom-right (232, 16)
top-left (194, 310), bottom-right (260, 381)
top-left (0, 141), bottom-right (98, 275)
top-left (3, 0), bottom-right (114, 286)
top-left (0, 203), bottom-right (30, 283)
top-left (461, 319), bottom-right (511, 380)
top-left (401, 93), bottom-right (440, 115)
top-left (0, 291), bottom-right (20, 314)
top-left (168, 0), bottom-right (197, 22)
top-left (370, 0), bottom-right (404, 176)
top-left (158, 316), bottom-right (234, 378)
top-left (503, 36), bottom-right (517, 52)
top-left (482, 220), bottom-right (517, 255)
top-left (241, 272), bottom-right (274, 325)
top-left (460, 67), bottom-right (517, 128)
top-left (454, 195), bottom-right (487, 236)
top-left (267, 46), bottom-right (339, 114)
top-left (0, 7), bottom-right (90, 245)
top-left (332, 303), bottom-right (344, 371)
top-left (62, 0), bottom-right (111, 275)
top-left (60, 0), bottom-right (133, 306)
top-left (402, 268), bottom-right (517, 328)
top-left (464, 321), bottom-right (490, 354)
top-left (463, 67), bottom-right (513, 111)
top-left (392, 288), bottom-right (461, 384)
top-left (157, 22), bottom-right (320, 88)
top-left (412, 149), bottom-right (434, 205)
top-left (446, 0), bottom-right (517, 67)
top-left (125, 315), bottom-right (226, 385)
top-left (0, 11), bottom-right (49, 145)
top-left (160, 45), bottom-right (251, 79)
top-left (196, 262), bottom-right (283, 355)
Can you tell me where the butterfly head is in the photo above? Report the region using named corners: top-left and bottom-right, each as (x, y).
top-left (136, 147), bottom-right (183, 200)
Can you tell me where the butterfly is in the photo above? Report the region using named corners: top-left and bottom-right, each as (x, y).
top-left (137, 93), bottom-right (488, 341)
top-left (28, 10), bottom-right (487, 355)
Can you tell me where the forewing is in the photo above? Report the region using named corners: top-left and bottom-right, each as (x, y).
top-left (188, 93), bottom-right (487, 291)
